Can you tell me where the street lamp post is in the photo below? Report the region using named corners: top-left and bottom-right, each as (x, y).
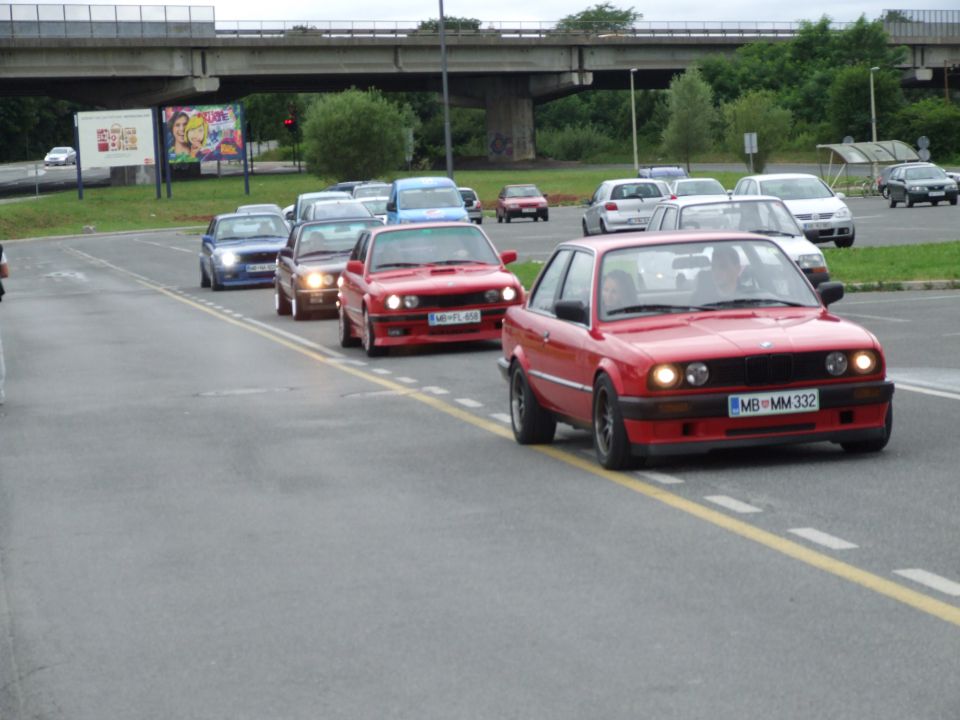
top-left (869, 66), bottom-right (880, 143)
top-left (438, 0), bottom-right (454, 181)
top-left (629, 68), bottom-right (638, 174)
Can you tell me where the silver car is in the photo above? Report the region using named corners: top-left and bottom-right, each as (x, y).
top-left (668, 177), bottom-right (728, 198)
top-left (458, 187), bottom-right (483, 224)
top-left (647, 195), bottom-right (830, 286)
top-left (581, 178), bottom-right (670, 235)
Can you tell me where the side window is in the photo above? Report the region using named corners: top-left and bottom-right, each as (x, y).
top-left (529, 249), bottom-right (572, 313)
top-left (648, 206), bottom-right (666, 230)
top-left (661, 206), bottom-right (679, 230)
top-left (558, 251), bottom-right (595, 315)
top-left (206, 220), bottom-right (216, 237)
top-left (351, 233), bottom-right (370, 262)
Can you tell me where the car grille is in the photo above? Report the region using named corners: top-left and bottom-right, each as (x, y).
top-left (419, 292), bottom-right (491, 308)
top-left (239, 251), bottom-right (279, 263)
top-left (707, 352), bottom-right (829, 388)
top-left (793, 212), bottom-right (835, 221)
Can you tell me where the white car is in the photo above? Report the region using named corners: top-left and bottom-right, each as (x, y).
top-left (358, 196), bottom-right (389, 223)
top-left (647, 195), bottom-right (830, 287)
top-left (582, 178), bottom-right (671, 235)
top-left (669, 177), bottom-right (728, 198)
top-left (732, 173), bottom-right (855, 248)
top-left (44, 146), bottom-right (77, 166)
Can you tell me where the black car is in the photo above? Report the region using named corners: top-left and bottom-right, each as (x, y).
top-left (274, 218), bottom-right (382, 320)
top-left (887, 163), bottom-right (959, 208)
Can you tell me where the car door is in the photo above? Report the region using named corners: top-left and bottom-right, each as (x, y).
top-left (340, 232), bottom-right (371, 327)
top-left (276, 230), bottom-right (298, 299)
top-left (201, 218), bottom-right (217, 273)
top-left (887, 168), bottom-right (906, 201)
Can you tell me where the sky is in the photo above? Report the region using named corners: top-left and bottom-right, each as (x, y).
top-left (13, 0), bottom-right (960, 25)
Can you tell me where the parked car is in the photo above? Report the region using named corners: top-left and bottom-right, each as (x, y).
top-left (352, 182), bottom-right (392, 199)
top-left (732, 173), bottom-right (855, 248)
top-left (581, 178), bottom-right (671, 235)
top-left (496, 184), bottom-right (549, 223)
top-left (877, 162), bottom-right (922, 198)
top-left (300, 199), bottom-right (374, 223)
top-left (668, 177), bottom-right (728, 198)
top-left (44, 146), bottom-right (76, 166)
top-left (647, 195), bottom-right (829, 286)
top-left (637, 165), bottom-right (687, 180)
top-left (199, 213), bottom-right (290, 291)
top-left (459, 187), bottom-right (483, 224)
top-left (359, 196), bottom-right (389, 223)
top-left (886, 163), bottom-right (959, 208)
top-left (337, 222), bottom-right (523, 356)
top-left (237, 203), bottom-right (284, 216)
top-left (288, 191), bottom-right (352, 223)
top-left (275, 217), bottom-right (383, 320)
top-left (386, 176), bottom-right (469, 224)
top-left (498, 231), bottom-right (893, 469)
top-left (324, 180), bottom-right (369, 193)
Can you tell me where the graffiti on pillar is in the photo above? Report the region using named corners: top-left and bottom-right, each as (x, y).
top-left (489, 133), bottom-right (513, 157)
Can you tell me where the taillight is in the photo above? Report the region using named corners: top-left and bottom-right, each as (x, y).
top-left (476, 201), bottom-right (482, 209)
top-left (604, 202), bottom-right (618, 211)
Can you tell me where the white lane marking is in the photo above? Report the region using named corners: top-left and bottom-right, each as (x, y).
top-left (456, 398), bottom-right (483, 408)
top-left (490, 413), bottom-right (512, 424)
top-left (788, 528), bottom-right (858, 550)
top-left (944, 332), bottom-right (960, 337)
top-left (637, 470), bottom-right (684, 485)
top-left (134, 238), bottom-right (193, 254)
top-left (842, 294), bottom-right (960, 306)
top-left (371, 368), bottom-right (392, 375)
top-left (705, 495), bottom-right (762, 514)
top-left (421, 386), bottom-right (450, 395)
top-left (896, 383), bottom-right (960, 402)
top-left (837, 312), bottom-right (909, 323)
top-left (396, 376), bottom-right (417, 384)
top-left (243, 319), bottom-right (345, 358)
top-left (894, 569), bottom-right (960, 597)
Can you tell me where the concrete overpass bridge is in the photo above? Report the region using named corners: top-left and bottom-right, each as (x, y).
top-left (2, 5), bottom-right (959, 161)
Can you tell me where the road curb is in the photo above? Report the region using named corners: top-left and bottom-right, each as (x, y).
top-left (846, 279), bottom-right (960, 292)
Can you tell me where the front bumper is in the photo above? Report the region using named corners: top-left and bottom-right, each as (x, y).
top-left (798, 219), bottom-right (854, 243)
top-left (297, 287), bottom-right (339, 308)
top-left (907, 189), bottom-right (958, 204)
top-left (370, 306), bottom-right (511, 346)
top-left (215, 268), bottom-right (275, 287)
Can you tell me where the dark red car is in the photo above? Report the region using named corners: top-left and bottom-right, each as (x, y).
top-left (499, 231), bottom-right (894, 469)
top-left (338, 222), bottom-right (524, 357)
top-left (496, 184), bottom-right (549, 223)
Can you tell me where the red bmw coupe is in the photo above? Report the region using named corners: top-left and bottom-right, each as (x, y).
top-left (338, 222), bottom-right (524, 357)
top-left (499, 231), bottom-right (894, 469)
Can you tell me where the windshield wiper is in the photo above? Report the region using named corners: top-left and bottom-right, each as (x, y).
top-left (299, 249), bottom-right (348, 258)
top-left (375, 262), bottom-right (422, 270)
top-left (701, 297), bottom-right (810, 308)
top-left (429, 259), bottom-right (493, 266)
top-left (608, 303), bottom-right (712, 315)
top-left (746, 229), bottom-right (795, 237)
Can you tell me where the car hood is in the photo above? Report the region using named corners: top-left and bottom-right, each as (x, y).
top-left (213, 238), bottom-right (287, 253)
top-left (396, 208), bottom-right (469, 222)
top-left (758, 234), bottom-right (824, 260)
top-left (607, 311), bottom-right (877, 362)
top-left (902, 177), bottom-right (957, 188)
top-left (370, 265), bottom-right (516, 293)
top-left (780, 197), bottom-right (847, 215)
top-left (295, 255), bottom-right (349, 272)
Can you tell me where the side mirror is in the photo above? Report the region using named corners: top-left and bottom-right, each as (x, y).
top-left (817, 281), bottom-right (844, 307)
top-left (542, 193), bottom-right (549, 202)
top-left (836, 192), bottom-right (847, 199)
top-left (345, 259), bottom-right (364, 275)
top-left (554, 299), bottom-right (589, 324)
top-left (386, 201), bottom-right (397, 212)
top-left (500, 249), bottom-right (518, 265)
top-left (285, 210), bottom-right (294, 221)
top-left (202, 234), bottom-right (214, 244)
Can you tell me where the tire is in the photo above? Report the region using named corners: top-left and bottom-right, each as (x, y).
top-left (881, 187), bottom-right (889, 199)
top-left (275, 279), bottom-right (291, 315)
top-left (200, 263), bottom-right (210, 288)
top-left (907, 197), bottom-right (914, 208)
top-left (841, 403), bottom-right (892, 454)
top-left (834, 234), bottom-right (855, 249)
top-left (950, 197), bottom-right (958, 206)
top-left (497, 213), bottom-right (503, 224)
top-left (600, 219), bottom-right (610, 234)
top-left (593, 375), bottom-right (639, 470)
top-left (931, 200), bottom-right (939, 207)
top-left (362, 308), bottom-right (384, 357)
top-left (505, 214), bottom-right (512, 223)
top-left (889, 197), bottom-right (897, 208)
top-left (210, 264), bottom-right (223, 292)
top-left (509, 363), bottom-right (556, 445)
top-left (477, 216), bottom-right (483, 224)
top-left (338, 305), bottom-right (359, 347)
top-left (541, 210), bottom-right (549, 222)
top-left (292, 292), bottom-right (310, 321)
top-left (582, 219), bottom-right (591, 237)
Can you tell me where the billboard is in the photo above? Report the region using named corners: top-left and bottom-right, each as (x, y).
top-left (76, 109), bottom-right (157, 169)
top-left (163, 104), bottom-right (244, 164)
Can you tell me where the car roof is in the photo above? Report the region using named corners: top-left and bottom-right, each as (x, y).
top-left (393, 176), bottom-right (456, 189)
top-left (605, 177), bottom-right (663, 184)
top-left (661, 194), bottom-right (786, 208)
top-left (368, 221), bottom-right (488, 237)
top-left (215, 212), bottom-right (286, 221)
top-left (299, 217), bottom-right (381, 228)
top-left (741, 173), bottom-right (820, 181)
top-left (556, 230), bottom-right (775, 254)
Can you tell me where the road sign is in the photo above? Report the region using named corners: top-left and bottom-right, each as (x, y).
top-left (743, 132), bottom-right (758, 154)
top-left (917, 135), bottom-right (930, 149)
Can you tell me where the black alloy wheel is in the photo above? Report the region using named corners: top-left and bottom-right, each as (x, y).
top-left (593, 374), bottom-right (640, 470)
top-left (509, 363), bottom-right (556, 445)
top-left (275, 278), bottom-right (291, 315)
top-left (362, 308), bottom-right (384, 357)
top-left (338, 305), bottom-right (359, 347)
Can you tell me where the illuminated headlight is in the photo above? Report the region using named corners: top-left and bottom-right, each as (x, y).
top-left (385, 294), bottom-right (402, 310)
top-left (684, 362), bottom-right (709, 387)
top-left (304, 272), bottom-right (323, 289)
top-left (651, 364), bottom-right (681, 389)
top-left (484, 289), bottom-right (500, 303)
top-left (909, 185), bottom-right (924, 193)
top-left (825, 351), bottom-right (849, 376)
top-left (219, 251), bottom-right (237, 267)
top-left (336, 275), bottom-right (344, 288)
top-left (797, 253), bottom-right (826, 270)
top-left (402, 295), bottom-right (420, 309)
top-left (834, 206), bottom-right (852, 220)
top-left (851, 350), bottom-right (878, 374)
top-left (502, 286), bottom-right (517, 302)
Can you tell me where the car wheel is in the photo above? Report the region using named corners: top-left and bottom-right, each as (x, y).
top-left (889, 196), bottom-right (897, 208)
top-left (505, 214), bottom-right (512, 223)
top-left (907, 197), bottom-right (914, 208)
top-left (950, 197), bottom-right (958, 206)
top-left (593, 374), bottom-right (640, 470)
top-left (497, 212), bottom-right (503, 224)
top-left (292, 292), bottom-right (310, 321)
top-left (210, 265), bottom-right (223, 292)
top-left (338, 305), bottom-right (359, 347)
top-left (362, 308), bottom-right (384, 357)
top-left (275, 279), bottom-right (291, 315)
top-left (881, 187), bottom-right (889, 199)
top-left (200, 263), bottom-right (210, 288)
top-left (841, 403), bottom-right (892, 454)
top-left (834, 234), bottom-right (854, 248)
top-left (541, 210), bottom-right (549, 222)
top-left (509, 363), bottom-right (556, 445)
top-left (600, 220), bottom-right (610, 234)
top-left (582, 219), bottom-right (591, 237)
top-left (931, 200), bottom-right (939, 206)
top-left (476, 216), bottom-right (483, 225)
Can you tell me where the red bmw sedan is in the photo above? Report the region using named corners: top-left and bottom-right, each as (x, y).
top-left (499, 231), bottom-right (894, 469)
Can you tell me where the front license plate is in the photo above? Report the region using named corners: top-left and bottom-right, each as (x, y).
top-left (522, 208), bottom-right (537, 214)
top-left (246, 263), bottom-right (275, 273)
top-left (728, 389), bottom-right (819, 417)
top-left (804, 222), bottom-right (829, 230)
top-left (928, 191), bottom-right (945, 197)
top-left (428, 309), bottom-right (482, 326)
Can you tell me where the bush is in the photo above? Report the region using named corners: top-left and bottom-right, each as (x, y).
top-left (537, 125), bottom-right (618, 161)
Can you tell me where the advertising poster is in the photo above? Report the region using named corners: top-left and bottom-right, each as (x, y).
top-left (163, 104), bottom-right (245, 163)
top-left (76, 109), bottom-right (156, 169)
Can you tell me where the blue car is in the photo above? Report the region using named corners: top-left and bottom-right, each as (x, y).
top-left (385, 176), bottom-right (469, 224)
top-left (200, 212), bottom-right (290, 291)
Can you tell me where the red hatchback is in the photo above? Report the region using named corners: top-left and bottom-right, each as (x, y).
top-left (499, 231), bottom-right (894, 469)
top-left (338, 222), bottom-right (524, 356)
top-left (496, 184), bottom-right (549, 223)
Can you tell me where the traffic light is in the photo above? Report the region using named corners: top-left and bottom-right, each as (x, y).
top-left (284, 117), bottom-right (297, 133)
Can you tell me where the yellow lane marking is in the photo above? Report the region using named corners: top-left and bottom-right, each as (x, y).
top-left (72, 247), bottom-right (960, 629)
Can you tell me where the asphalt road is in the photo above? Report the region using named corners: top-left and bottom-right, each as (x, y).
top-left (0, 229), bottom-right (958, 719)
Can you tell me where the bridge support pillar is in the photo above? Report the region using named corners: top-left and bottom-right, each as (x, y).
top-left (483, 78), bottom-right (535, 162)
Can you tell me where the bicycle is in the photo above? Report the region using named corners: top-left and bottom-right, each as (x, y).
top-left (859, 176), bottom-right (881, 197)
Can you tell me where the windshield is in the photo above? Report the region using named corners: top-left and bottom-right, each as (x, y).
top-left (610, 182), bottom-right (664, 200)
top-left (504, 186), bottom-right (542, 198)
top-left (674, 179), bottom-right (726, 196)
top-left (353, 184), bottom-right (391, 199)
top-left (50, 147), bottom-right (72, 153)
top-left (297, 220), bottom-right (379, 256)
top-left (215, 215), bottom-right (288, 241)
top-left (904, 167), bottom-right (947, 181)
top-left (361, 198), bottom-right (388, 215)
top-left (371, 226), bottom-right (499, 271)
top-left (598, 239), bottom-right (819, 320)
top-left (678, 200), bottom-right (802, 236)
top-left (398, 187), bottom-right (463, 210)
top-left (759, 178), bottom-right (834, 200)
top-left (306, 201), bottom-right (372, 220)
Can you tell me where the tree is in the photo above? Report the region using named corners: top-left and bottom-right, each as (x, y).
top-left (240, 93), bottom-right (303, 147)
top-left (891, 98), bottom-right (960, 158)
top-left (417, 17), bottom-right (481, 32)
top-left (661, 67), bottom-right (716, 170)
top-left (301, 89), bottom-right (414, 179)
top-left (721, 90), bottom-right (793, 172)
top-left (556, 3), bottom-right (640, 32)
top-left (826, 66), bottom-right (904, 142)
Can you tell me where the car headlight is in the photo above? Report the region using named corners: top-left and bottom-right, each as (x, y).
top-left (385, 294), bottom-right (402, 310)
top-left (909, 185), bottom-right (924, 193)
top-left (834, 206), bottom-right (852, 220)
top-left (305, 272), bottom-right (323, 289)
top-left (825, 351), bottom-right (849, 376)
top-left (650, 364), bottom-right (681, 389)
top-left (797, 253), bottom-right (827, 270)
top-left (403, 296), bottom-right (419, 309)
top-left (684, 362), bottom-right (709, 387)
top-left (851, 350), bottom-right (878, 374)
top-left (502, 286), bottom-right (517, 302)
top-left (219, 251), bottom-right (237, 267)
top-left (336, 275), bottom-right (344, 288)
